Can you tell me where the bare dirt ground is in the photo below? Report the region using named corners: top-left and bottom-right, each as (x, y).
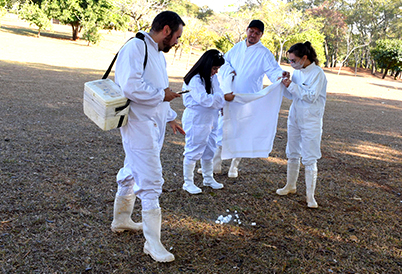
top-left (1, 14), bottom-right (401, 273)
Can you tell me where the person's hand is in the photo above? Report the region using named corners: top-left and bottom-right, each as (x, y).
top-left (282, 78), bottom-right (291, 88)
top-left (224, 92), bottom-right (235, 101)
top-left (277, 71), bottom-right (291, 81)
top-left (164, 87), bottom-right (181, 102)
top-left (168, 120), bottom-right (185, 135)
top-left (230, 70), bottom-right (237, 81)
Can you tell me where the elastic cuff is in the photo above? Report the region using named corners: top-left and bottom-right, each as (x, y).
top-left (288, 158), bottom-right (300, 164)
top-left (117, 185), bottom-right (134, 196)
top-left (305, 162), bottom-right (317, 171)
top-left (141, 198), bottom-right (160, 211)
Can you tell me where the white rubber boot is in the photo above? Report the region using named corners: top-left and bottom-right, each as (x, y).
top-left (228, 158), bottom-right (241, 178)
top-left (202, 160), bottom-right (223, 189)
top-left (183, 161), bottom-right (202, 194)
top-left (111, 194), bottom-right (142, 233)
top-left (276, 159), bottom-right (300, 195)
top-left (212, 146), bottom-right (222, 174)
top-left (142, 208), bottom-right (175, 262)
top-left (197, 146), bottom-right (222, 174)
top-left (305, 165), bottom-right (318, 208)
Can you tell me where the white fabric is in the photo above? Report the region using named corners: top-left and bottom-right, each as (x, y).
top-left (285, 62), bottom-right (327, 166)
top-left (115, 31), bottom-right (176, 201)
top-left (182, 74), bottom-right (225, 162)
top-left (221, 81), bottom-right (285, 159)
top-left (218, 39), bottom-right (284, 94)
top-left (216, 39), bottom-right (284, 152)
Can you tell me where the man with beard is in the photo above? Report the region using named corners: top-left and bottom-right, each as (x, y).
top-left (111, 11), bottom-right (185, 263)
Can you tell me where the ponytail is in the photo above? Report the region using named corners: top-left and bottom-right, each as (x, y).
top-left (288, 41), bottom-right (319, 65)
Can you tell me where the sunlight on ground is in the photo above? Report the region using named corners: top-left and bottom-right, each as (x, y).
top-left (342, 140), bottom-right (401, 163)
top-left (167, 215), bottom-right (246, 238)
top-left (261, 157), bottom-right (287, 166)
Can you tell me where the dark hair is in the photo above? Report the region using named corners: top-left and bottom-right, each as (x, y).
top-left (287, 41), bottom-right (319, 65)
top-left (151, 11), bottom-right (185, 34)
top-left (184, 49), bottom-right (225, 94)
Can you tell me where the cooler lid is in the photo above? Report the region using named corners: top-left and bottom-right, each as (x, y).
top-left (85, 79), bottom-right (128, 105)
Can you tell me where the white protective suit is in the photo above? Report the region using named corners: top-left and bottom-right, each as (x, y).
top-left (182, 74), bottom-right (225, 162)
top-left (284, 62), bottom-right (327, 166)
top-left (217, 39), bottom-right (284, 146)
top-left (114, 31), bottom-right (177, 205)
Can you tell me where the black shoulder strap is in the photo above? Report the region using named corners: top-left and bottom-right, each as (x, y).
top-left (102, 32), bottom-right (148, 79)
top-left (135, 32), bottom-right (148, 70)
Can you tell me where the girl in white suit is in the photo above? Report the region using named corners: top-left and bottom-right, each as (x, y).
top-left (181, 49), bottom-right (235, 194)
top-left (277, 42), bottom-right (327, 208)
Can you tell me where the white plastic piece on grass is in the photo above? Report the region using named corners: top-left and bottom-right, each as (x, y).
top-left (251, 222), bottom-right (256, 226)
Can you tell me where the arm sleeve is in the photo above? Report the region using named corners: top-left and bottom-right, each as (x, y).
top-left (115, 41), bottom-right (165, 107)
top-left (218, 49), bottom-right (235, 80)
top-left (287, 72), bottom-right (326, 103)
top-left (188, 76), bottom-right (225, 109)
top-left (263, 50), bottom-right (284, 83)
top-left (166, 106), bottom-right (177, 122)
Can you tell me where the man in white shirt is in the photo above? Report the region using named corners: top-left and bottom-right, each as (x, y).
top-left (111, 11), bottom-right (185, 263)
top-left (215, 19), bottom-right (289, 178)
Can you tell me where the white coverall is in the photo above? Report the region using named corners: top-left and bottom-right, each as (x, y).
top-left (284, 62), bottom-right (327, 166)
top-left (182, 75), bottom-right (225, 163)
top-left (217, 39), bottom-right (284, 146)
top-left (114, 31), bottom-right (177, 206)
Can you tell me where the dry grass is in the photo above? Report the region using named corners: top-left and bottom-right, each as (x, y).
top-left (1, 14), bottom-right (401, 273)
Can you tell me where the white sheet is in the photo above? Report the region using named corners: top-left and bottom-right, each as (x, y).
top-left (221, 81), bottom-right (285, 160)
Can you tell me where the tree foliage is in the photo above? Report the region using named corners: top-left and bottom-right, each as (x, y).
top-left (19, 1), bottom-right (52, 37)
top-left (113, 0), bottom-right (165, 32)
top-left (44, 0), bottom-right (115, 41)
top-left (371, 39), bottom-right (402, 79)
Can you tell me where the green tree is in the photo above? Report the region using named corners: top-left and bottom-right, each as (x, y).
top-left (371, 39), bottom-right (402, 79)
top-left (113, 0), bottom-right (166, 32)
top-left (167, 0), bottom-right (198, 17)
top-left (253, 1), bottom-right (325, 64)
top-left (19, 1), bottom-right (52, 37)
top-left (81, 15), bottom-right (102, 45)
top-left (45, 0), bottom-right (114, 41)
top-left (308, 1), bottom-right (347, 67)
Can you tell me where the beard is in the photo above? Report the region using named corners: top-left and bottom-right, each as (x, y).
top-left (162, 33), bottom-right (174, 53)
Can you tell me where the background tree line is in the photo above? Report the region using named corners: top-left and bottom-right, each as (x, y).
top-left (1, 0), bottom-right (401, 78)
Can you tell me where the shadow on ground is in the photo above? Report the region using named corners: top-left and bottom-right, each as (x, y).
top-left (1, 60), bottom-right (401, 273)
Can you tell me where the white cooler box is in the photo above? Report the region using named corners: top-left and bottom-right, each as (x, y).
top-left (83, 79), bottom-right (130, 131)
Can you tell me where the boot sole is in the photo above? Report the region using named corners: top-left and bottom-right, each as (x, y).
top-left (276, 189), bottom-right (296, 195)
top-left (182, 186), bottom-right (202, 194)
top-left (111, 224), bottom-right (143, 233)
top-left (203, 184), bottom-right (224, 189)
top-left (144, 247), bottom-right (175, 262)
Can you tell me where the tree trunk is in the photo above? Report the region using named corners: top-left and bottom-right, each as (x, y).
top-left (71, 23), bottom-right (80, 41)
top-left (371, 60), bottom-right (376, 75)
top-left (278, 41), bottom-right (285, 65)
top-left (324, 40), bottom-right (329, 67)
top-left (354, 50), bottom-right (358, 76)
top-left (186, 46), bottom-right (193, 70)
top-left (382, 67), bottom-right (389, 79)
